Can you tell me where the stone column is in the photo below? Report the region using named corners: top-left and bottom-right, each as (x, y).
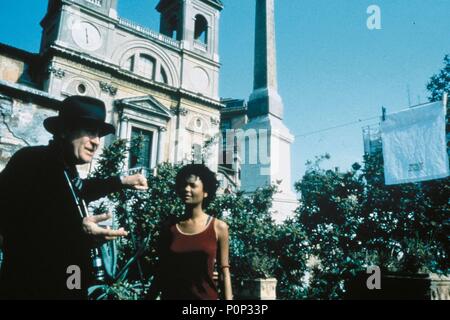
top-left (248, 0), bottom-right (284, 120)
top-left (119, 115), bottom-right (129, 140)
top-left (253, 0), bottom-right (277, 92)
top-left (241, 0), bottom-right (298, 223)
top-left (157, 126), bottom-right (167, 164)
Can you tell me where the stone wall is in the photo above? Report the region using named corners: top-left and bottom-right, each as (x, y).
top-left (0, 94), bottom-right (55, 171)
top-left (0, 45), bottom-right (37, 87)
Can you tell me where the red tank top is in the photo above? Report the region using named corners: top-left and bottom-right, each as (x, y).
top-left (161, 217), bottom-right (218, 300)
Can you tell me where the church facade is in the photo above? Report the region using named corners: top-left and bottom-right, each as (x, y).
top-left (0, 0), bottom-right (223, 176)
top-left (0, 0), bottom-right (297, 221)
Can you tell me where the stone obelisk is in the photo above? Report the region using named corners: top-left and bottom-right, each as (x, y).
top-left (240, 0), bottom-right (298, 223)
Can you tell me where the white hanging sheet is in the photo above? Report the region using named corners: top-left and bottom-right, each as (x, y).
top-left (380, 101), bottom-right (449, 185)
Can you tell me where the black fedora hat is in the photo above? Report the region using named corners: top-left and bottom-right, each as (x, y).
top-left (44, 95), bottom-right (115, 137)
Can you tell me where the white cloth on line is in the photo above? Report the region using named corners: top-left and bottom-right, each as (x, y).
top-left (380, 101), bottom-right (449, 185)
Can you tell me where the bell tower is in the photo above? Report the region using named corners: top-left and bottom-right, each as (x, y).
top-left (39, 0), bottom-right (120, 98)
top-left (156, 0), bottom-right (223, 62)
top-left (40, 0), bottom-right (118, 55)
top-left (156, 0), bottom-right (222, 99)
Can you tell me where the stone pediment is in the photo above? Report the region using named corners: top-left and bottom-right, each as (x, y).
top-left (116, 95), bottom-right (172, 120)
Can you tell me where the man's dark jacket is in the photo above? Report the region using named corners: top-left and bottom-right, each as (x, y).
top-left (0, 143), bottom-right (122, 299)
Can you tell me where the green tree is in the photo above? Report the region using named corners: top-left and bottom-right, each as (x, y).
top-left (209, 185), bottom-right (308, 299)
top-left (294, 155), bottom-right (366, 299)
top-left (427, 54), bottom-right (450, 102)
top-left (209, 186), bottom-right (279, 278)
top-left (294, 153), bottom-right (449, 299)
top-left (361, 152), bottom-right (449, 274)
top-left (273, 217), bottom-right (308, 299)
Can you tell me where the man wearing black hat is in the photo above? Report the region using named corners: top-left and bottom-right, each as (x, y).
top-left (0, 95), bottom-right (148, 299)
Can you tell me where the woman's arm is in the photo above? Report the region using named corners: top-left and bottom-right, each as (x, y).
top-left (216, 220), bottom-right (233, 300)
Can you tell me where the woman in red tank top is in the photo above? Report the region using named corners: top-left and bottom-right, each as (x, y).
top-left (147, 164), bottom-right (233, 300)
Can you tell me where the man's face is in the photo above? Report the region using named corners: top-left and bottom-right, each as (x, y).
top-left (66, 127), bottom-right (100, 164)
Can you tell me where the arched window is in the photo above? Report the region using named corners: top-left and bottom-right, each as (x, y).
top-left (194, 15), bottom-right (208, 44)
top-left (121, 52), bottom-right (170, 84)
top-left (138, 54), bottom-right (156, 79)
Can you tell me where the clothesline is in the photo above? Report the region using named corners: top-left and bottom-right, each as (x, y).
top-left (295, 97), bottom-right (448, 139)
top-left (294, 115), bottom-right (379, 138)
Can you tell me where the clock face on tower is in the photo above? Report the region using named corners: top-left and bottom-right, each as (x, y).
top-left (71, 21), bottom-right (103, 51)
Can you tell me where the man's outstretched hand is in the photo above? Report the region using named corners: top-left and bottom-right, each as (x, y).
top-left (120, 173), bottom-right (148, 191)
top-left (82, 213), bottom-right (128, 245)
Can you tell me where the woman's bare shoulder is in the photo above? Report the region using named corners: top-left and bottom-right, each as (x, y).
top-left (214, 218), bottom-right (229, 236)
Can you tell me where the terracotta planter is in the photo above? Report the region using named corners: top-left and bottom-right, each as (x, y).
top-left (234, 278), bottom-right (277, 300)
top-left (345, 272), bottom-right (450, 300)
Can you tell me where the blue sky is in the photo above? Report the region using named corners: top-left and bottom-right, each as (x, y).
top-left (1, 0), bottom-right (449, 185)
